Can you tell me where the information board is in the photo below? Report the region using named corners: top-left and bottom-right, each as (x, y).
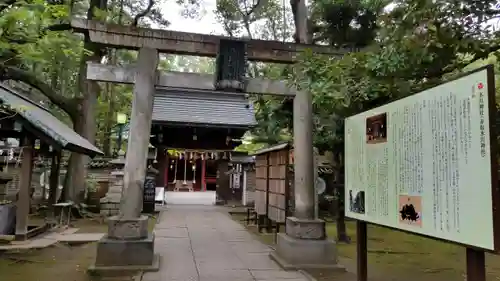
top-left (345, 66), bottom-right (499, 251)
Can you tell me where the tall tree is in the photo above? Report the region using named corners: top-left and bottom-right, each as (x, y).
top-left (0, 0), bottom-right (172, 202)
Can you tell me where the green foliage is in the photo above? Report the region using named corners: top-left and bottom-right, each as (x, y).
top-left (247, 0), bottom-right (500, 153)
top-left (309, 0), bottom-right (389, 46)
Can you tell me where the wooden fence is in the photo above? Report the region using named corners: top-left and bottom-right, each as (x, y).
top-left (253, 143), bottom-right (293, 231)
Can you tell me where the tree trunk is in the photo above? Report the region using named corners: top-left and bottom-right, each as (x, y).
top-left (62, 0), bottom-right (107, 203)
top-left (102, 83), bottom-right (115, 156)
top-left (290, 0), bottom-right (310, 43)
top-left (48, 151), bottom-right (61, 208)
top-left (335, 150), bottom-right (350, 243)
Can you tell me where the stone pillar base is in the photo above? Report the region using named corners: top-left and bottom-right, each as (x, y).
top-left (270, 217), bottom-right (345, 270)
top-left (89, 216), bottom-right (160, 275)
top-left (107, 215), bottom-right (149, 240)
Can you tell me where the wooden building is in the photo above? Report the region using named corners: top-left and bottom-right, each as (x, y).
top-left (149, 87), bottom-right (256, 200)
top-left (0, 84), bottom-right (102, 240)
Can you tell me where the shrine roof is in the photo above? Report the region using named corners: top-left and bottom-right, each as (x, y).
top-left (152, 88), bottom-right (256, 128)
top-left (0, 84), bottom-right (103, 157)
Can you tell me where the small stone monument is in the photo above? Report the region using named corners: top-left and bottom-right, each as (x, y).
top-left (142, 166), bottom-right (159, 214)
top-left (0, 173), bottom-right (15, 235)
top-left (0, 172), bottom-right (13, 201)
top-left (100, 152), bottom-right (126, 216)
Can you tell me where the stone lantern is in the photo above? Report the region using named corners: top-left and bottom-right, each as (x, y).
top-left (100, 151), bottom-right (126, 216)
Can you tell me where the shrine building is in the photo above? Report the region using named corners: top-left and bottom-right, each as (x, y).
top-left (149, 40), bottom-right (256, 203)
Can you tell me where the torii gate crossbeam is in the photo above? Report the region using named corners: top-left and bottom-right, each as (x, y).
top-left (70, 19), bottom-right (352, 63)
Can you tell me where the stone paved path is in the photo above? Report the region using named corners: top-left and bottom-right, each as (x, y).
top-left (142, 205), bottom-right (310, 281)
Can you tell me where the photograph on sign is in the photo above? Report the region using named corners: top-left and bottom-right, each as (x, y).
top-left (349, 190), bottom-right (365, 214)
top-left (366, 113), bottom-right (388, 144)
top-left (345, 65), bottom-right (498, 251)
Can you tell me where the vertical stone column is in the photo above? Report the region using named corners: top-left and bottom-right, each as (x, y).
top-left (91, 48), bottom-right (160, 273)
top-left (120, 47), bottom-right (159, 218)
top-left (15, 136), bottom-right (33, 241)
top-left (270, 90), bottom-right (341, 270)
top-left (292, 90), bottom-right (315, 220)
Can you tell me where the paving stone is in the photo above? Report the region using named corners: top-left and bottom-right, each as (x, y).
top-left (198, 269), bottom-right (254, 280)
top-left (238, 253), bottom-right (281, 270)
top-left (150, 205), bottom-right (309, 281)
top-left (250, 269), bottom-right (306, 280)
top-left (197, 260), bottom-right (247, 270)
top-left (155, 227), bottom-right (189, 238)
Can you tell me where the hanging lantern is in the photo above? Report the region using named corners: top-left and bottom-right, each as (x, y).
top-left (201, 153), bottom-right (204, 160)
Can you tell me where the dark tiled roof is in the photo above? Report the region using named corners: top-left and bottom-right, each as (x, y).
top-left (152, 88), bottom-right (256, 127)
top-left (0, 84), bottom-right (103, 157)
top-left (4, 157), bottom-right (115, 168)
top-left (252, 142), bottom-right (290, 155)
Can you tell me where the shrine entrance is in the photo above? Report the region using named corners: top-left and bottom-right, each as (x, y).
top-left (73, 17), bottom-right (347, 271)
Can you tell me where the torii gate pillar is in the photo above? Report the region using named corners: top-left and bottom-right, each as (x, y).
top-left (269, 89), bottom-right (342, 270)
top-left (90, 48), bottom-right (160, 274)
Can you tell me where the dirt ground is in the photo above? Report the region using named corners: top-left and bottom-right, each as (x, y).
top-left (230, 214), bottom-right (500, 281)
top-left (0, 216), bottom-right (157, 281)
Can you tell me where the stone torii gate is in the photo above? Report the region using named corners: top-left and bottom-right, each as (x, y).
top-left (73, 19), bottom-right (347, 272)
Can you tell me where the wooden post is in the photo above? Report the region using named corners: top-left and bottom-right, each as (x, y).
top-left (15, 136), bottom-right (34, 240)
top-left (164, 154), bottom-right (169, 188)
top-left (242, 169), bottom-right (247, 205)
top-left (201, 158), bottom-right (206, 191)
top-left (466, 248), bottom-right (486, 281)
top-left (120, 47), bottom-right (159, 218)
top-left (356, 220), bottom-right (368, 281)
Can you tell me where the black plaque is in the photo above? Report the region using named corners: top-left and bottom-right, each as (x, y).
top-left (142, 175), bottom-right (156, 214)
